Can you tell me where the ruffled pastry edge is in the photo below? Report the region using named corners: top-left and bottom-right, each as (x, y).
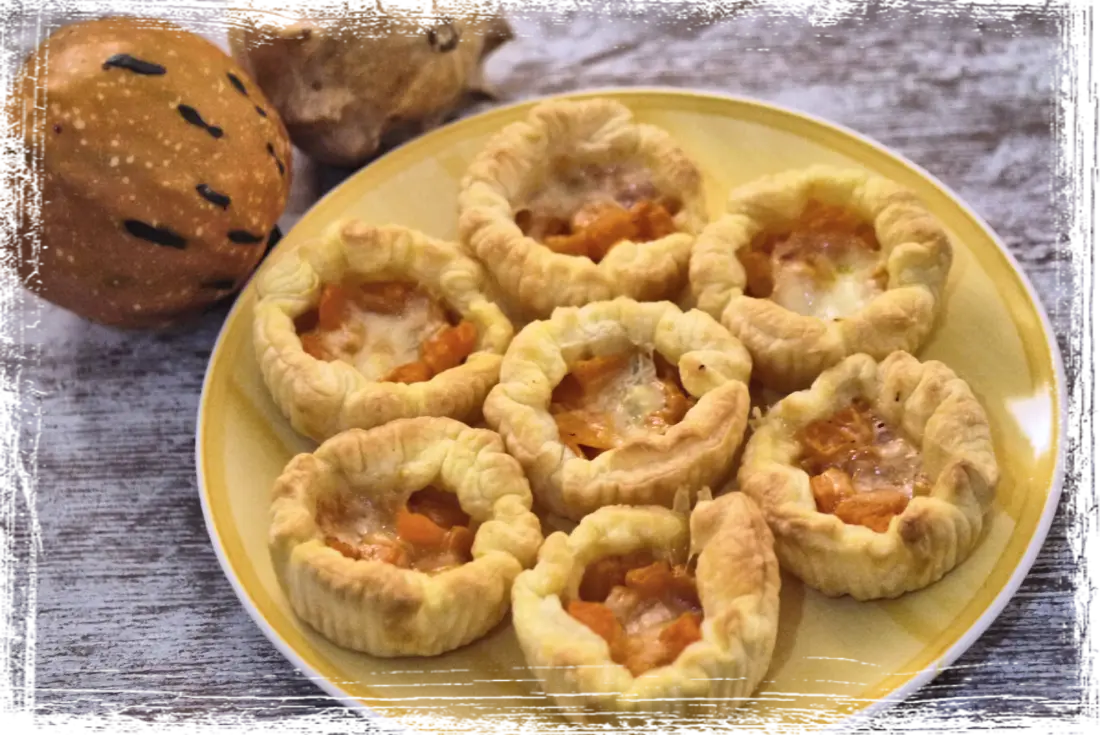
top-left (253, 221), bottom-right (515, 442)
top-left (737, 351), bottom-right (999, 600)
top-left (689, 165), bottom-right (952, 391)
top-left (484, 297), bottom-right (753, 520)
top-left (510, 492), bottom-right (780, 720)
top-left (269, 417), bottom-right (544, 656)
top-left (458, 97), bottom-right (708, 320)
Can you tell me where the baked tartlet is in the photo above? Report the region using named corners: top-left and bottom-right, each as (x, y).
top-left (737, 351), bottom-right (999, 600)
top-left (511, 490), bottom-right (780, 719)
top-left (253, 221), bottom-right (514, 441)
top-left (483, 297), bottom-right (752, 521)
top-left (269, 417), bottom-right (543, 657)
top-left (690, 165), bottom-right (952, 391)
top-left (458, 98), bottom-right (708, 320)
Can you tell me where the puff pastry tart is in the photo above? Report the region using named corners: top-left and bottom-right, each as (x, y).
top-left (253, 221), bottom-right (514, 441)
top-left (483, 297), bottom-right (752, 521)
top-left (458, 98), bottom-right (708, 320)
top-left (690, 165), bottom-right (952, 391)
top-left (511, 490), bottom-right (780, 719)
top-left (737, 351), bottom-right (999, 600)
top-left (269, 416), bottom-right (543, 657)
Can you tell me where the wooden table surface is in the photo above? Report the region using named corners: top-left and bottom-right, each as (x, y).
top-left (10, 2), bottom-right (1079, 729)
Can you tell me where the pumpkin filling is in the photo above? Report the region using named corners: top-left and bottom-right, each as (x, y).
top-left (295, 280), bottom-right (478, 383)
top-left (566, 551), bottom-right (703, 677)
top-left (318, 486), bottom-right (476, 574)
top-left (798, 398), bottom-right (932, 532)
top-left (738, 199), bottom-right (888, 320)
top-left (549, 350), bottom-right (695, 459)
top-left (515, 160), bottom-right (681, 262)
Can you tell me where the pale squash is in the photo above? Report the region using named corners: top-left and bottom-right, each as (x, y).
top-left (228, 9), bottom-right (512, 168)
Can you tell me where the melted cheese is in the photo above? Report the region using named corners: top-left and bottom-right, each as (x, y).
top-left (520, 163), bottom-right (659, 238)
top-left (318, 295), bottom-right (448, 381)
top-left (586, 352), bottom-right (669, 441)
top-left (771, 249), bottom-right (885, 320)
top-left (628, 604), bottom-right (679, 636)
top-left (318, 495), bottom-right (394, 545)
top-left (317, 492), bottom-right (473, 573)
top-left (602, 575), bottom-right (700, 639)
top-left (802, 402), bottom-right (930, 499)
top-left (847, 436), bottom-right (928, 497)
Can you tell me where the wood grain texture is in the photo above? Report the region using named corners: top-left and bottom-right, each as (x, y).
top-left (13, 1), bottom-right (1077, 727)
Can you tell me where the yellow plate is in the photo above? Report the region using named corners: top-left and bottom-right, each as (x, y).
top-left (196, 89), bottom-right (1066, 732)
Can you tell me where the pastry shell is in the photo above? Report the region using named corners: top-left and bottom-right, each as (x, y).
top-left (510, 491), bottom-right (780, 719)
top-left (483, 297), bottom-right (752, 521)
top-left (253, 221), bottom-right (514, 442)
top-left (690, 165), bottom-right (953, 391)
top-left (269, 416), bottom-right (543, 657)
top-left (737, 351), bottom-right (999, 601)
top-left (458, 97), bottom-right (708, 320)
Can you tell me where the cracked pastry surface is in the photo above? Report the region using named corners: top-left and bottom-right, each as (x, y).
top-left (737, 351), bottom-right (999, 601)
top-left (690, 165), bottom-right (952, 391)
top-left (252, 221), bottom-right (514, 441)
top-left (483, 297), bottom-right (752, 521)
top-left (510, 491), bottom-right (780, 719)
top-left (458, 98), bottom-right (707, 320)
top-left (269, 416), bottom-right (543, 657)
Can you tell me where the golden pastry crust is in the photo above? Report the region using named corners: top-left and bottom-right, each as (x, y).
top-left (483, 297), bottom-right (752, 520)
top-left (510, 492), bottom-right (780, 719)
top-left (253, 221), bottom-right (514, 441)
top-left (269, 417), bottom-right (543, 657)
top-left (458, 98), bottom-right (707, 320)
top-left (690, 165), bottom-right (952, 391)
top-left (737, 351), bottom-right (999, 601)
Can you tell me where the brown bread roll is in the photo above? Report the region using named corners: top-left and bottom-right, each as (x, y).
top-left (4, 16), bottom-right (293, 329)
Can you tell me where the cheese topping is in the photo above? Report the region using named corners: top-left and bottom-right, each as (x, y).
top-left (549, 350), bottom-right (694, 458)
top-left (296, 281), bottom-right (478, 385)
top-left (588, 352), bottom-right (669, 441)
top-left (605, 586), bottom-right (691, 636)
top-left (846, 434), bottom-right (928, 498)
top-left (799, 399), bottom-right (931, 532)
top-left (317, 494), bottom-right (394, 545)
top-left (520, 162), bottom-right (661, 237)
top-left (512, 162), bottom-right (681, 262)
top-left (319, 295), bottom-right (449, 381)
top-left (740, 199), bottom-right (887, 319)
top-left (318, 487), bottom-right (475, 573)
top-left (770, 248), bottom-right (886, 320)
top-left (567, 554), bottom-right (703, 677)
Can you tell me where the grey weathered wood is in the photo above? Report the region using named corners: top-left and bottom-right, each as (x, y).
top-left (8, 0), bottom-right (1078, 728)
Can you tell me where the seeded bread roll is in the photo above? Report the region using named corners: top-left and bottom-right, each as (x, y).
top-left (4, 17), bottom-right (293, 329)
